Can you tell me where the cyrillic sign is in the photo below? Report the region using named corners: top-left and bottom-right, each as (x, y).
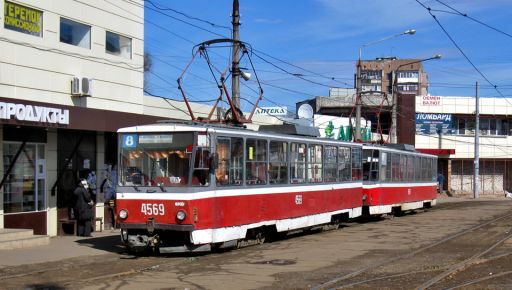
top-left (0, 102), bottom-right (69, 125)
top-left (416, 113), bottom-right (454, 135)
top-left (255, 106), bottom-right (287, 116)
top-left (4, 1), bottom-right (43, 37)
top-left (421, 95), bottom-right (442, 106)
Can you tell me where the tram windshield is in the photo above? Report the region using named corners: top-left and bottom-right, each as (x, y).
top-left (119, 132), bottom-right (201, 187)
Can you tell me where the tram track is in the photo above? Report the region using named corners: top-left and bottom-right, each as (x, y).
top-left (311, 210), bottom-right (512, 290)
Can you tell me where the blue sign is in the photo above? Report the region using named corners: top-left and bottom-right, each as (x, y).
top-left (416, 113), bottom-right (454, 135)
top-left (122, 134), bottom-right (137, 148)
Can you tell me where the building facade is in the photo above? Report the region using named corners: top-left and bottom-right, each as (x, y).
top-left (415, 95), bottom-right (512, 195)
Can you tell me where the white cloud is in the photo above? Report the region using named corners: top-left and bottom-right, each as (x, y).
top-left (254, 18), bottom-right (283, 24)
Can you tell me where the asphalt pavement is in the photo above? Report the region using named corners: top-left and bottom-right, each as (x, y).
top-left (0, 229), bottom-right (123, 268)
top-left (0, 193), bottom-right (500, 269)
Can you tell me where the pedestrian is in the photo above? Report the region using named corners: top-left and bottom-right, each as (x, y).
top-left (74, 179), bottom-right (94, 237)
top-left (437, 173), bottom-right (445, 193)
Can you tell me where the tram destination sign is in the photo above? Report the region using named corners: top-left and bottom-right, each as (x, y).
top-left (415, 113), bottom-right (454, 135)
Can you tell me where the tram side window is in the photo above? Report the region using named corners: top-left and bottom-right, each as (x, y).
top-left (385, 152), bottom-right (392, 181)
top-left (308, 144), bottom-right (323, 183)
top-left (399, 155), bottom-right (406, 181)
top-left (216, 137), bottom-right (243, 186)
top-left (414, 156), bottom-right (421, 181)
top-left (324, 146), bottom-right (337, 182)
top-left (432, 158), bottom-right (438, 181)
top-left (246, 139), bottom-right (268, 185)
top-left (370, 150), bottom-right (379, 181)
top-left (406, 155), bottom-right (414, 182)
top-left (192, 147), bottom-right (210, 186)
top-left (269, 140), bottom-right (288, 184)
top-left (392, 153), bottom-right (400, 182)
top-left (380, 152), bottom-right (388, 182)
top-left (362, 150), bottom-right (371, 181)
top-left (421, 157), bottom-right (428, 181)
top-left (290, 143), bottom-right (306, 183)
top-left (351, 147), bottom-right (362, 181)
top-left (338, 147), bottom-right (351, 181)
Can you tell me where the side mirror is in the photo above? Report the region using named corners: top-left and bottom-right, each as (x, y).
top-left (209, 153), bottom-right (219, 172)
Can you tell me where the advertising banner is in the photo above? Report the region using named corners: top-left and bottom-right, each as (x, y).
top-left (4, 1), bottom-right (43, 36)
top-left (416, 113), bottom-right (454, 135)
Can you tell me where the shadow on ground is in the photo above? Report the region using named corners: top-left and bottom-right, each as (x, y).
top-left (75, 234), bottom-right (124, 254)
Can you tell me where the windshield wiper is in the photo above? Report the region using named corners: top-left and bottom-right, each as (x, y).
top-left (159, 185), bottom-right (167, 192)
top-left (133, 185), bottom-right (141, 192)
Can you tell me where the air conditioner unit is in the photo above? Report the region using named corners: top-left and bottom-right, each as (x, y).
top-left (81, 77), bottom-right (92, 96)
top-left (71, 76), bottom-right (81, 96)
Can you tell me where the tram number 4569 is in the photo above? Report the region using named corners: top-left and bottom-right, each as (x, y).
top-left (141, 203), bottom-right (165, 216)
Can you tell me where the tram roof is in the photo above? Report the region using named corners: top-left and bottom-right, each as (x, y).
top-left (362, 143), bottom-right (438, 158)
top-left (118, 121), bottom-right (362, 147)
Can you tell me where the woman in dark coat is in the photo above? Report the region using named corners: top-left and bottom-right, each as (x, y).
top-left (74, 179), bottom-right (94, 237)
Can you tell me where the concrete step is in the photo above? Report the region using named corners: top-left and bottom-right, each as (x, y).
top-left (0, 229), bottom-right (50, 250)
top-left (0, 228), bottom-right (34, 242)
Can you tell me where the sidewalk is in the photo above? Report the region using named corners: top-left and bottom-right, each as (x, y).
top-left (0, 229), bottom-right (122, 268)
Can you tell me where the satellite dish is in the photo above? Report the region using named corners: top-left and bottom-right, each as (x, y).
top-left (297, 103), bottom-right (314, 119)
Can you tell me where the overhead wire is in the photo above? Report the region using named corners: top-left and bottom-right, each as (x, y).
top-left (415, 0), bottom-right (509, 101)
top-left (433, 0), bottom-right (512, 39)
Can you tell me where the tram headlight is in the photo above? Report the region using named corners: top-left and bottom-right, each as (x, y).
top-left (119, 209), bottom-right (128, 219)
top-left (176, 210), bottom-right (187, 221)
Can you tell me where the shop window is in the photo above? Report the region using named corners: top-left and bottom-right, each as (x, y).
top-left (245, 139), bottom-right (267, 185)
top-left (269, 141), bottom-right (288, 184)
top-left (106, 31), bottom-right (132, 58)
top-left (3, 143), bottom-right (45, 213)
top-left (60, 18), bottom-right (90, 48)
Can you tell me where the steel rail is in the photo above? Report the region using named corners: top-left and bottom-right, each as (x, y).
top-left (311, 210), bottom-right (512, 290)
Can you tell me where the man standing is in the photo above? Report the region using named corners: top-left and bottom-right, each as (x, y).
top-left (74, 179), bottom-right (94, 237)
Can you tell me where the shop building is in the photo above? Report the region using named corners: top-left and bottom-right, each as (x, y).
top-left (0, 0), bottom-right (265, 236)
top-left (415, 95), bottom-right (512, 195)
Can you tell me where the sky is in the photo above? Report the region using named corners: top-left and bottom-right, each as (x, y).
top-left (143, 0), bottom-right (512, 115)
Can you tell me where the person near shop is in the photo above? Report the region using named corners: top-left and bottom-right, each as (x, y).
top-left (437, 172), bottom-right (445, 193)
top-left (101, 167), bottom-right (117, 229)
top-left (74, 179), bottom-right (94, 237)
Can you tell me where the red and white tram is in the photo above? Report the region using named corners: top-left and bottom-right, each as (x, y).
top-left (116, 122), bottom-right (363, 253)
top-left (361, 144), bottom-right (438, 215)
top-left (115, 122), bottom-right (437, 253)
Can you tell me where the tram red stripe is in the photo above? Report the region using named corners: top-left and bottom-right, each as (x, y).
top-left (363, 185), bottom-right (437, 206)
top-left (117, 187), bottom-right (363, 229)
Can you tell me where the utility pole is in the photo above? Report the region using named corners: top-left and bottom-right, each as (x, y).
top-left (231, 0), bottom-right (241, 109)
top-left (474, 81), bottom-right (480, 199)
top-left (355, 56), bottom-right (362, 141)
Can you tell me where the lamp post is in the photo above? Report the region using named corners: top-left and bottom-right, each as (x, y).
top-left (390, 54), bottom-right (442, 143)
top-left (355, 29), bottom-right (416, 141)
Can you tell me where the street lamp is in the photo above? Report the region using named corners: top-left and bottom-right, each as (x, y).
top-left (390, 54), bottom-right (442, 143)
top-left (355, 29), bottom-right (416, 141)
